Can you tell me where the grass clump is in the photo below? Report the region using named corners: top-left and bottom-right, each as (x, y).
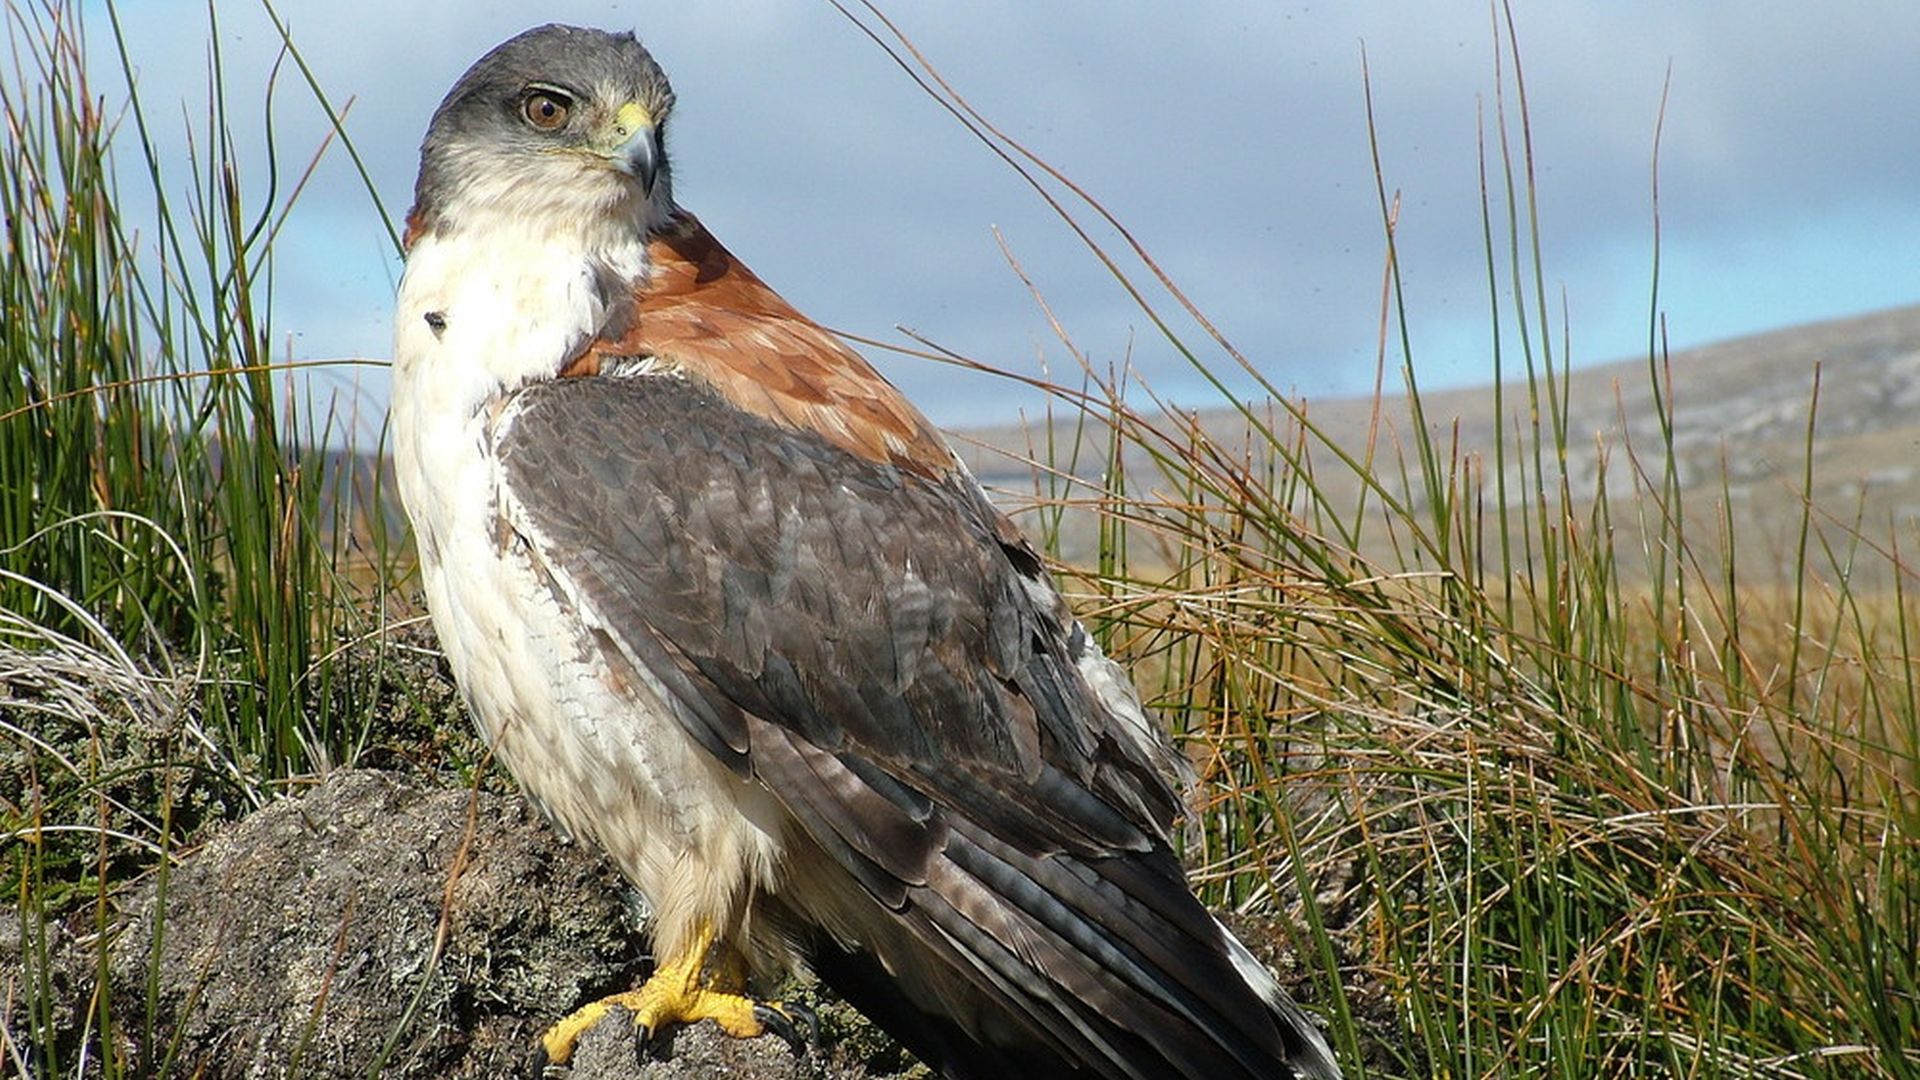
top-left (1, 0), bottom-right (402, 790)
top-left (2, 2), bottom-right (413, 1075)
top-left (844, 5), bottom-right (1919, 1077)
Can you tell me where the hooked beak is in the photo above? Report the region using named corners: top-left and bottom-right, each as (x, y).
top-left (603, 101), bottom-right (660, 194)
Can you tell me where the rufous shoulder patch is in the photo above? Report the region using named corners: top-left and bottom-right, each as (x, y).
top-left (575, 213), bottom-right (956, 479)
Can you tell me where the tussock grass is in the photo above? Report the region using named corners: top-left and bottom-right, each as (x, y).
top-left (0, 0), bottom-right (400, 791)
top-left (3, 1), bottom-right (405, 1075)
top-left (844, 3), bottom-right (1919, 1076)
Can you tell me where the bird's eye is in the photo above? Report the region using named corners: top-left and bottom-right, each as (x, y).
top-left (522, 90), bottom-right (572, 131)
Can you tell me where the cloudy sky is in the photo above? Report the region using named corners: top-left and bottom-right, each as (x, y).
top-left (77, 2), bottom-right (1920, 431)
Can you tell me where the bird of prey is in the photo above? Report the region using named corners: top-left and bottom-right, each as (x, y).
top-left (391, 23), bottom-right (1342, 1080)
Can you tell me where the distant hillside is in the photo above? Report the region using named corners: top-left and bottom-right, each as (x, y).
top-left (953, 304), bottom-right (1920, 585)
top-left (337, 305), bottom-right (1920, 586)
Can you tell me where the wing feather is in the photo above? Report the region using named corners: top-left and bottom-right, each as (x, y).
top-left (496, 372), bottom-right (1325, 1079)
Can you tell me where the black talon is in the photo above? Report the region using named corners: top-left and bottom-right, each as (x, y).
top-left (634, 1020), bottom-right (674, 1060)
top-left (755, 1000), bottom-right (818, 1054)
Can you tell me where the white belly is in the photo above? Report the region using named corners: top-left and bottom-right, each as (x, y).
top-left (390, 230), bottom-right (785, 958)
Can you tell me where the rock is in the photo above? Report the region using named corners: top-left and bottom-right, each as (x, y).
top-left (2, 905), bottom-right (97, 1068)
top-left (105, 769), bottom-right (895, 1079)
top-left (567, 1009), bottom-right (807, 1080)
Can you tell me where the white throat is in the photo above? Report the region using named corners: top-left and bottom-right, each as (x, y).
top-left (389, 201), bottom-right (649, 570)
top-left (393, 211), bottom-right (646, 411)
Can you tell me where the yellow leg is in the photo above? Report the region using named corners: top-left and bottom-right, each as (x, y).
top-left (538, 923), bottom-right (807, 1066)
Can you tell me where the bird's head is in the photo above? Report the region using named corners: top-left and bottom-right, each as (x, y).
top-left (407, 24), bottom-right (676, 248)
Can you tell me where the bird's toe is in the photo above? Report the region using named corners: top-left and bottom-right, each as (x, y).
top-left (753, 999), bottom-right (818, 1055)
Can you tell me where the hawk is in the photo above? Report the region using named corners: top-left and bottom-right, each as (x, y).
top-left (392, 24), bottom-right (1342, 1080)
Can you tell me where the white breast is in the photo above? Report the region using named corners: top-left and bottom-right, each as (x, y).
top-left (390, 226), bottom-right (786, 957)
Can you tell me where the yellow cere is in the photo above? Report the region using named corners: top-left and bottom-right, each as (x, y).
top-left (614, 101), bottom-right (654, 138)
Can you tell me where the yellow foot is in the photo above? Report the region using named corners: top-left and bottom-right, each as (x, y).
top-left (537, 924), bottom-right (813, 1067)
